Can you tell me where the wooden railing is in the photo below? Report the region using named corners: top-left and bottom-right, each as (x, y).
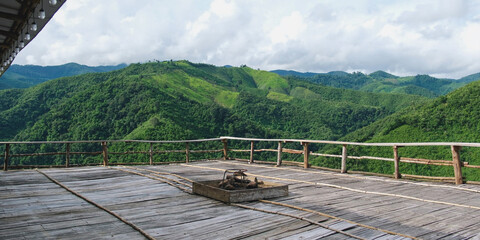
top-left (2, 136), bottom-right (480, 185)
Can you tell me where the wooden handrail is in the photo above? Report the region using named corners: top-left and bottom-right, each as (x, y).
top-left (0, 137), bottom-right (224, 145)
top-left (220, 136), bottom-right (480, 148)
top-left (2, 137), bottom-right (480, 185)
top-left (3, 136), bottom-right (480, 147)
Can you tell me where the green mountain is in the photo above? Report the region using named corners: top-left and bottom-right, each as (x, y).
top-left (368, 70), bottom-right (398, 79)
top-left (0, 60), bottom-right (425, 165)
top-left (321, 80), bottom-right (480, 181)
top-left (276, 70), bottom-right (480, 98)
top-left (0, 62), bottom-right (127, 90)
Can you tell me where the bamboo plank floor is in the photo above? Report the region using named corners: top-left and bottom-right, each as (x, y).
top-left (1, 160), bottom-right (480, 239)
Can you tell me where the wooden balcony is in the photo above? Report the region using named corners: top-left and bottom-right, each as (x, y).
top-left (2, 160), bottom-right (480, 239)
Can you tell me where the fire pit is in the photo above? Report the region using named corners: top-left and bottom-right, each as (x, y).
top-left (192, 169), bottom-right (288, 203)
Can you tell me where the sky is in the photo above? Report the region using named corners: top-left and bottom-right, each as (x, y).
top-left (13, 0), bottom-right (480, 79)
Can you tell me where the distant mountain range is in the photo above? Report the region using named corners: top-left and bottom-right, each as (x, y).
top-left (0, 63), bottom-right (127, 90)
top-left (2, 63), bottom-right (479, 99)
top-left (2, 60), bottom-right (480, 180)
top-left (0, 60), bottom-right (420, 144)
top-left (272, 70), bottom-right (480, 98)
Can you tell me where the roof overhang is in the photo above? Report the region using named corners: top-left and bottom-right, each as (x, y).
top-left (0, 0), bottom-right (65, 77)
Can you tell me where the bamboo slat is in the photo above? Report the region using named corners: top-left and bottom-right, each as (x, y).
top-left (402, 174), bottom-right (456, 181)
top-left (189, 149), bottom-right (223, 153)
top-left (149, 143), bottom-right (153, 165)
top-left (254, 149), bottom-right (277, 152)
top-left (185, 143), bottom-right (190, 163)
top-left (341, 145), bottom-right (347, 173)
top-left (65, 143), bottom-right (70, 168)
top-left (10, 152), bottom-right (66, 157)
top-left (102, 142), bottom-right (108, 167)
top-left (463, 164), bottom-right (480, 169)
top-left (277, 142), bottom-right (282, 166)
top-left (282, 148), bottom-right (302, 154)
top-left (348, 155), bottom-right (394, 161)
top-left (452, 146), bottom-right (463, 185)
top-left (222, 139), bottom-right (228, 160)
top-left (3, 143), bottom-right (9, 171)
top-left (69, 151), bottom-right (103, 155)
top-left (303, 142), bottom-right (309, 169)
top-left (229, 149), bottom-right (251, 152)
top-left (399, 159), bottom-right (454, 166)
top-left (310, 153), bottom-right (342, 158)
top-left (400, 157), bottom-right (461, 165)
top-left (249, 141), bottom-right (254, 164)
top-left (393, 146), bottom-right (400, 179)
top-left (109, 151), bottom-right (149, 155)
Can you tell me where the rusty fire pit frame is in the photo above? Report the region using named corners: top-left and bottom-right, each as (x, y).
top-left (192, 178), bottom-right (288, 203)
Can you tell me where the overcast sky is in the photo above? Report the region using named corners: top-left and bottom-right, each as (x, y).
top-left (13, 0), bottom-right (480, 79)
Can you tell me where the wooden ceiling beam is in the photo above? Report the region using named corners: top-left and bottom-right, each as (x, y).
top-left (0, 29), bottom-right (16, 38)
top-left (0, 11), bottom-right (22, 21)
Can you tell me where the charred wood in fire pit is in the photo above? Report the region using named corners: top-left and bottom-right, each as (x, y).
top-left (219, 170), bottom-right (263, 190)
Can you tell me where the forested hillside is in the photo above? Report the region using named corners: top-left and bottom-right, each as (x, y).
top-left (0, 60), bottom-right (425, 165)
top-left (1, 60), bottom-right (424, 142)
top-left (275, 70), bottom-right (480, 98)
top-left (0, 62), bottom-right (127, 90)
top-left (317, 80), bottom-right (480, 181)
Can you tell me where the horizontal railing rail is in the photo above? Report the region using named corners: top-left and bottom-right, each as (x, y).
top-left (2, 136), bottom-right (480, 185)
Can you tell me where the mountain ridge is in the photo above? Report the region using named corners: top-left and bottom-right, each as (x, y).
top-left (0, 62), bottom-right (127, 89)
top-left (273, 69), bottom-right (480, 98)
top-left (0, 60), bottom-right (423, 143)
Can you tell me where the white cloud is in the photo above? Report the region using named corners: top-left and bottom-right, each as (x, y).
top-left (11, 0), bottom-right (480, 78)
top-left (269, 11), bottom-right (306, 44)
top-left (210, 0), bottom-right (236, 18)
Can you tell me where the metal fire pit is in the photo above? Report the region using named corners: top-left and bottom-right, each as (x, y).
top-left (192, 169), bottom-right (288, 203)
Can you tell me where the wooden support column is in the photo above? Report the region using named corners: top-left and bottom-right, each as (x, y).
top-left (302, 142), bottom-right (310, 169)
top-left (222, 139), bottom-right (228, 160)
top-left (65, 143), bottom-right (70, 168)
top-left (393, 146), bottom-right (400, 179)
top-left (341, 145), bottom-right (347, 173)
top-left (4, 144), bottom-right (10, 171)
top-left (149, 143), bottom-right (153, 165)
top-left (276, 142), bottom-right (283, 167)
top-left (451, 145), bottom-right (463, 185)
top-left (249, 141), bottom-right (254, 164)
top-left (101, 142), bottom-right (108, 166)
top-left (185, 142), bottom-right (190, 163)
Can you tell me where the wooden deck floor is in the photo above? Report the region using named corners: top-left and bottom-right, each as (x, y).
top-left (2, 160), bottom-right (480, 239)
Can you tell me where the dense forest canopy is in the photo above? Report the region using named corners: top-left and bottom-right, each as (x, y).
top-left (275, 69), bottom-right (480, 98)
top-left (0, 60), bottom-right (426, 142)
top-left (1, 60), bottom-right (480, 180)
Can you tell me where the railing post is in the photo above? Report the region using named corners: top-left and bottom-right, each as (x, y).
top-left (249, 141), bottom-right (254, 164)
top-left (185, 142), bottom-right (190, 163)
top-left (451, 145), bottom-right (463, 185)
top-left (4, 144), bottom-right (10, 171)
top-left (393, 146), bottom-right (400, 179)
top-left (222, 139), bottom-right (228, 160)
top-left (276, 141), bottom-right (283, 167)
top-left (65, 143), bottom-right (70, 168)
top-left (302, 142), bottom-right (309, 168)
top-left (101, 142), bottom-right (108, 166)
top-left (149, 142), bottom-right (153, 165)
top-left (341, 144), bottom-right (347, 173)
